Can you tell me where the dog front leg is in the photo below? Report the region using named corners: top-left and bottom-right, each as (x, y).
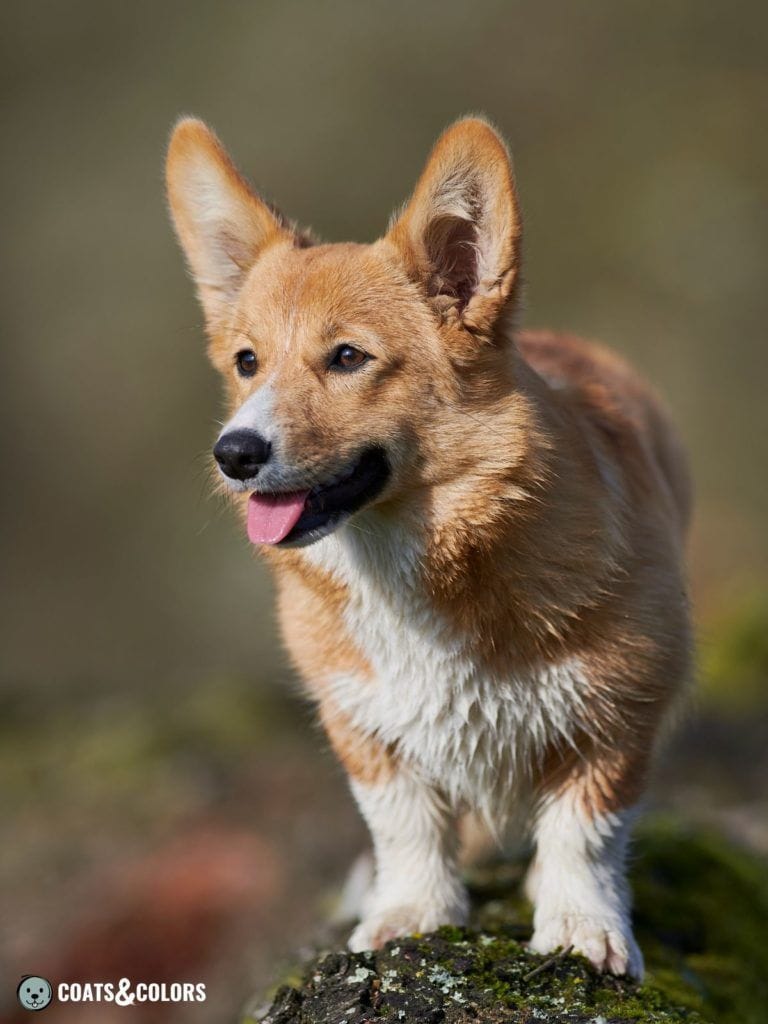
top-left (526, 752), bottom-right (645, 978)
top-left (348, 770), bottom-right (468, 951)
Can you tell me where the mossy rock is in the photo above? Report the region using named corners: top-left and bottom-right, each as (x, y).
top-left (247, 821), bottom-right (768, 1024)
top-left (631, 820), bottom-right (768, 1023)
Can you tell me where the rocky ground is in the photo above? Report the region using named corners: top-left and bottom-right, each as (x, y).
top-left (250, 823), bottom-right (768, 1024)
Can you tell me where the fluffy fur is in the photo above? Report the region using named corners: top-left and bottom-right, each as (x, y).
top-left (166, 115), bottom-right (692, 978)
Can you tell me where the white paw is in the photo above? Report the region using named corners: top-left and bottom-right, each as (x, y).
top-left (529, 912), bottom-right (644, 979)
top-left (348, 901), bottom-right (467, 952)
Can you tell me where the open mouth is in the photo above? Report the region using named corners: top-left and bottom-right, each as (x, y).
top-left (246, 446), bottom-right (390, 546)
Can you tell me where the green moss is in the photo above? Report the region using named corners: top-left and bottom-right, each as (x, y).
top-left (700, 590), bottom-right (768, 707)
top-left (257, 922), bottom-right (703, 1023)
top-left (632, 820), bottom-right (768, 1024)
top-left (255, 821), bottom-right (768, 1023)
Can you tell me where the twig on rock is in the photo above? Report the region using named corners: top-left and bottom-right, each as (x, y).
top-left (522, 945), bottom-right (575, 982)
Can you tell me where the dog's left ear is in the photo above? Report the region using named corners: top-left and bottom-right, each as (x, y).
top-left (386, 118), bottom-right (521, 337)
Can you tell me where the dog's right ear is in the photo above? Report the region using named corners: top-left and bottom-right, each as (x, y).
top-left (166, 118), bottom-right (295, 335)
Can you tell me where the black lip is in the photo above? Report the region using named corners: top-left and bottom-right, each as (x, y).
top-left (279, 446), bottom-right (390, 545)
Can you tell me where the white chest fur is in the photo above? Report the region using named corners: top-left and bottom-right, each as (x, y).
top-left (303, 519), bottom-right (590, 820)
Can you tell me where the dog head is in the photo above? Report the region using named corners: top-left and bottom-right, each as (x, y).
top-left (166, 117), bottom-right (522, 546)
top-left (17, 976), bottom-right (53, 1012)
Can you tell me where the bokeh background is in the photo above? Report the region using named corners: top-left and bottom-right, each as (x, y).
top-left (1, 1), bottom-right (766, 1021)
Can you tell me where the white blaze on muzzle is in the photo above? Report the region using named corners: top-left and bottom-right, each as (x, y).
top-left (219, 379), bottom-right (278, 442)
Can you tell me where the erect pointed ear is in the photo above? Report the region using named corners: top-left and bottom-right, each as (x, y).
top-left (166, 117), bottom-right (299, 334)
top-left (387, 118), bottom-right (522, 337)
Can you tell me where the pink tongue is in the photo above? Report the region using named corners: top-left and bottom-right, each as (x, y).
top-left (247, 491), bottom-right (309, 545)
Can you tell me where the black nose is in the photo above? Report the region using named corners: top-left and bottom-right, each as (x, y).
top-left (213, 429), bottom-right (271, 480)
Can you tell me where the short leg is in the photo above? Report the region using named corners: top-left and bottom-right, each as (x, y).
top-left (527, 756), bottom-right (644, 978)
top-left (348, 770), bottom-right (468, 951)
top-left (319, 700), bottom-right (468, 949)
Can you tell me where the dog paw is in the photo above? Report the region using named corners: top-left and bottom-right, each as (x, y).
top-left (529, 912), bottom-right (644, 979)
top-left (348, 902), bottom-right (466, 952)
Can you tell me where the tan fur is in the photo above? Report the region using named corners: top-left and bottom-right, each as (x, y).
top-left (166, 116), bottom-right (692, 971)
top-left (274, 552), bottom-right (374, 691)
top-left (319, 701), bottom-right (398, 786)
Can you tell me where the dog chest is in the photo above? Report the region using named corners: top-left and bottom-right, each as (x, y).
top-left (305, 530), bottom-right (590, 809)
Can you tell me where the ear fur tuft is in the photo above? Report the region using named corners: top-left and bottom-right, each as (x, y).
top-left (165, 117), bottom-right (298, 334)
top-left (387, 117), bottom-right (522, 336)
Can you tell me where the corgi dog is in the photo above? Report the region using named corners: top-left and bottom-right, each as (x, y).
top-left (166, 116), bottom-right (691, 978)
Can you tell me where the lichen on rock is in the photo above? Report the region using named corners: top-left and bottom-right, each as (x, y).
top-left (247, 821), bottom-right (768, 1024)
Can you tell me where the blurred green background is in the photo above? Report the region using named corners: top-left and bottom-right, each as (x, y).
top-left (1, 2), bottom-right (766, 1021)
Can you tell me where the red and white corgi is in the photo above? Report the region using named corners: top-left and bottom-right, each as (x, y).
top-left (166, 117), bottom-right (691, 978)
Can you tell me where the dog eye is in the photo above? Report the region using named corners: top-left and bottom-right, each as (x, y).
top-left (235, 349), bottom-right (257, 377)
top-left (329, 344), bottom-right (370, 372)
